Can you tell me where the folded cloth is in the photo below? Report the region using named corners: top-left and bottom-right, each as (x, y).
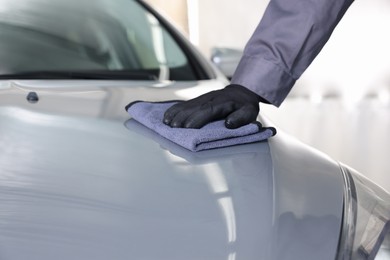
top-left (125, 119), bottom-right (272, 164)
top-left (125, 101), bottom-right (276, 152)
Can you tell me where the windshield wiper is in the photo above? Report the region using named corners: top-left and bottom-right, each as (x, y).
top-left (0, 70), bottom-right (157, 80)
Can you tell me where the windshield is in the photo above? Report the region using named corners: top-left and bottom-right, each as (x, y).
top-left (0, 0), bottom-right (197, 80)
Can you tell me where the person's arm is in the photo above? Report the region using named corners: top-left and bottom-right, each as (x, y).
top-left (164, 0), bottom-right (354, 129)
top-left (231, 0), bottom-right (354, 107)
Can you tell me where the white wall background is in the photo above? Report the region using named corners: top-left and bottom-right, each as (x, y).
top-left (196, 0), bottom-right (268, 57)
top-left (145, 0), bottom-right (269, 57)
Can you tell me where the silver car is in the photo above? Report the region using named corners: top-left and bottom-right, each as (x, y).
top-left (0, 0), bottom-right (389, 259)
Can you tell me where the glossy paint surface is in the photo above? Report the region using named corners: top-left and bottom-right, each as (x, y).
top-left (0, 80), bottom-right (344, 259)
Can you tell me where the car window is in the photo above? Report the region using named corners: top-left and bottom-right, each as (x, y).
top-left (0, 0), bottom-right (196, 80)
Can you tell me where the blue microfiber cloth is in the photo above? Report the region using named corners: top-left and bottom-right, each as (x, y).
top-left (125, 119), bottom-right (272, 163)
top-left (125, 101), bottom-right (276, 152)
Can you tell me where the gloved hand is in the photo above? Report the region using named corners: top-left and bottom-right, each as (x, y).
top-left (163, 84), bottom-right (262, 129)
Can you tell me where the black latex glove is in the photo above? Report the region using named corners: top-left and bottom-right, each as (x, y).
top-left (163, 84), bottom-right (262, 129)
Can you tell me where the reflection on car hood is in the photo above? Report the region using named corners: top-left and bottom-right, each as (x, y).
top-left (0, 80), bottom-right (344, 260)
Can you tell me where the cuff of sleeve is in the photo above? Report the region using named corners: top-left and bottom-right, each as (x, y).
top-left (231, 56), bottom-right (296, 107)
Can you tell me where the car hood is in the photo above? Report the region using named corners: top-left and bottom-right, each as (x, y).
top-left (0, 80), bottom-right (344, 260)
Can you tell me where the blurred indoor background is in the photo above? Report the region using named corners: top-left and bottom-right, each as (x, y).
top-left (145, 0), bottom-right (390, 193)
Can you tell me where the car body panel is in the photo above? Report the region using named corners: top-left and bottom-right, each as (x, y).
top-left (0, 80), bottom-right (344, 259)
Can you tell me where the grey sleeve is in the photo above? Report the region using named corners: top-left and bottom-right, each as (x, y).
top-left (230, 0), bottom-right (354, 106)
